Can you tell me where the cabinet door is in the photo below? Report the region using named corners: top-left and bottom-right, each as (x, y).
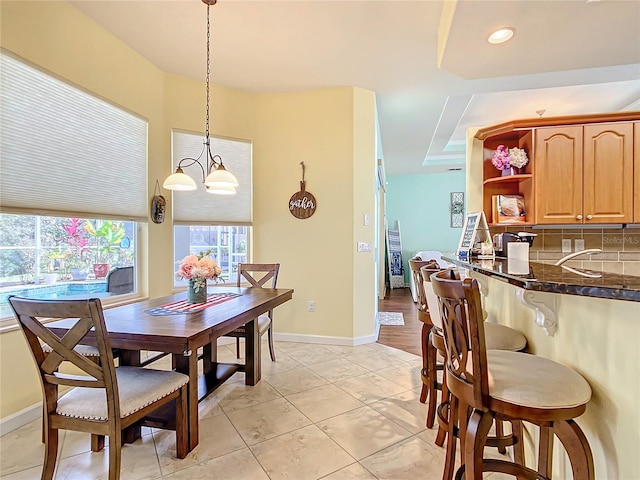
top-left (534, 126), bottom-right (583, 224)
top-left (583, 123), bottom-right (634, 224)
top-left (635, 123), bottom-right (640, 222)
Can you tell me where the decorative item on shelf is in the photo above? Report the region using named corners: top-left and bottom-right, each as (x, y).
top-left (289, 162), bottom-right (317, 219)
top-left (162, 0), bottom-right (238, 196)
top-left (491, 144), bottom-right (528, 176)
top-left (176, 249), bottom-right (222, 304)
top-left (492, 194), bottom-right (526, 224)
top-left (150, 180), bottom-right (166, 224)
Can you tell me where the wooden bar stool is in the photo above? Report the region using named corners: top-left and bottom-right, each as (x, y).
top-left (422, 266), bottom-right (527, 470)
top-left (408, 257), bottom-right (443, 429)
top-left (431, 271), bottom-right (594, 480)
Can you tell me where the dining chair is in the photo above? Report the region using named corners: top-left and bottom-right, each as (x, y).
top-left (106, 266), bottom-right (134, 294)
top-left (430, 271), bottom-right (594, 480)
top-left (8, 296), bottom-right (189, 480)
top-left (223, 263), bottom-right (280, 361)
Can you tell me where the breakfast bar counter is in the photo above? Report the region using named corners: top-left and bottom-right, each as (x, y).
top-left (442, 255), bottom-right (640, 303)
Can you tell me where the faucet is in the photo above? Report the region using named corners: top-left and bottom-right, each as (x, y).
top-left (554, 248), bottom-right (602, 266)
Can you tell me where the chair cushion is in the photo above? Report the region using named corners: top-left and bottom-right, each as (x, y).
top-left (56, 366), bottom-right (188, 421)
top-left (257, 314), bottom-right (271, 334)
top-left (484, 322), bottom-right (527, 352)
top-left (487, 350), bottom-right (592, 409)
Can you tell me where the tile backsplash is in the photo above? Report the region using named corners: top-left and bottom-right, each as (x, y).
top-left (489, 226), bottom-right (640, 277)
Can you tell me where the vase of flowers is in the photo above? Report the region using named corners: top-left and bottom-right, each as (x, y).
top-left (492, 145), bottom-right (528, 176)
top-left (176, 250), bottom-right (222, 304)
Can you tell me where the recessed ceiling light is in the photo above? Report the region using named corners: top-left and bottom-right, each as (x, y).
top-left (488, 27), bottom-right (515, 44)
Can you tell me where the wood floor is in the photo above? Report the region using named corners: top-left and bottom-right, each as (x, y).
top-left (377, 287), bottom-right (422, 356)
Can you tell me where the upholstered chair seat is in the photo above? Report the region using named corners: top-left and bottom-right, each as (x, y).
top-left (484, 323), bottom-right (528, 352)
top-left (57, 366), bottom-right (188, 421)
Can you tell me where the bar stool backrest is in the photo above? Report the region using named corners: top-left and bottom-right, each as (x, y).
top-left (408, 257), bottom-right (440, 324)
top-left (430, 270), bottom-right (489, 411)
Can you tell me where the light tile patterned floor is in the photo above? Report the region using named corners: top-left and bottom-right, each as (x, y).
top-left (0, 340), bottom-right (512, 479)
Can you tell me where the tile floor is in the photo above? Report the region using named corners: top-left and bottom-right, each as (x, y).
top-left (0, 340), bottom-right (510, 479)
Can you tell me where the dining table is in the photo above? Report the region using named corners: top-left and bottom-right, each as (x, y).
top-left (46, 286), bottom-right (294, 453)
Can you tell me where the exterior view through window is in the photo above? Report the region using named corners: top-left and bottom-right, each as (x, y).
top-left (0, 214), bottom-right (136, 320)
top-left (174, 225), bottom-right (249, 286)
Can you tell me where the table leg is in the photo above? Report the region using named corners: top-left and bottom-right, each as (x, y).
top-left (244, 318), bottom-right (261, 385)
top-left (174, 351), bottom-right (199, 452)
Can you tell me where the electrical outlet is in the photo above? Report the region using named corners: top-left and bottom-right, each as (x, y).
top-left (575, 239), bottom-right (585, 251)
top-left (307, 301), bottom-right (315, 312)
top-left (562, 239), bottom-right (572, 253)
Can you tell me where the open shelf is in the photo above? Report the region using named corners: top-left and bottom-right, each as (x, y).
top-left (483, 174), bottom-right (533, 186)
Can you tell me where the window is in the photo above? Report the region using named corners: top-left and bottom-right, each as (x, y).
top-left (174, 225), bottom-right (249, 285)
top-left (0, 51), bottom-right (146, 326)
top-left (0, 214), bottom-right (137, 322)
top-left (171, 131), bottom-right (252, 286)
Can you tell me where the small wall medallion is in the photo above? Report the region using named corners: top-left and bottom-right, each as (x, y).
top-left (289, 162), bottom-right (316, 219)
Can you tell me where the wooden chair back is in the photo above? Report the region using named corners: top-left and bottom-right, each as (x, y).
top-left (236, 263), bottom-right (280, 289)
top-left (420, 266), bottom-right (450, 331)
top-left (430, 270), bottom-right (489, 411)
top-left (8, 296), bottom-right (121, 421)
top-left (408, 257), bottom-right (439, 324)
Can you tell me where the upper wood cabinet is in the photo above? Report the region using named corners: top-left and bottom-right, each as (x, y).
top-left (534, 126), bottom-right (583, 224)
top-left (475, 112), bottom-right (640, 226)
top-left (534, 123), bottom-right (634, 224)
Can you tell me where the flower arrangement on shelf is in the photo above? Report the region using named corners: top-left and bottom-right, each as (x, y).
top-left (176, 249), bottom-right (222, 292)
top-left (491, 145), bottom-right (529, 171)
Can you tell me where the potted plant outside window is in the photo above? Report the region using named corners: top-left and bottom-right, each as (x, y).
top-left (85, 220), bottom-right (126, 278)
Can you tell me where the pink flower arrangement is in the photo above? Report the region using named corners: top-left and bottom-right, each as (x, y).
top-left (176, 251), bottom-right (222, 292)
top-left (491, 145), bottom-right (511, 170)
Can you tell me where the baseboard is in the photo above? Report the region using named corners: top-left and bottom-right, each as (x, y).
top-left (0, 402), bottom-right (41, 437)
top-left (274, 331), bottom-right (379, 347)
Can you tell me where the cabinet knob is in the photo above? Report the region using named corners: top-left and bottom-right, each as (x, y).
top-left (576, 214), bottom-right (583, 220)
top-left (586, 214), bottom-right (593, 220)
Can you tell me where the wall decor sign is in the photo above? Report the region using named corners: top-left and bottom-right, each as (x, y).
top-left (150, 180), bottom-right (166, 224)
top-left (289, 162), bottom-right (317, 219)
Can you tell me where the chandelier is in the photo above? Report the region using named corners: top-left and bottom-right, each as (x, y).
top-left (163, 0), bottom-right (238, 195)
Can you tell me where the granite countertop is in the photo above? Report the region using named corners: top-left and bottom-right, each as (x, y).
top-left (442, 256), bottom-right (640, 303)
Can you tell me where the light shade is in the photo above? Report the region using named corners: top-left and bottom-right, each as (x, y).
top-left (488, 27), bottom-right (515, 44)
top-left (204, 165), bottom-right (239, 188)
top-left (163, 169), bottom-right (198, 191)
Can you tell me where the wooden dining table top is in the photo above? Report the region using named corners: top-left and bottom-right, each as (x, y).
top-left (46, 287), bottom-right (294, 353)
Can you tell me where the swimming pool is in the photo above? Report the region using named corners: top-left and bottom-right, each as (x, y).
top-left (0, 281), bottom-right (107, 319)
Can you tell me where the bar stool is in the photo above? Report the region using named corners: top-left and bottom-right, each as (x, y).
top-left (421, 266), bottom-right (527, 459)
top-left (431, 270), bottom-right (594, 480)
top-left (408, 257), bottom-right (442, 428)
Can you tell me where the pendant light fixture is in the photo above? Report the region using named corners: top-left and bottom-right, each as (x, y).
top-left (163, 0), bottom-right (238, 195)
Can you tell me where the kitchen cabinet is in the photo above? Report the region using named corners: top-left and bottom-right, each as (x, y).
top-left (534, 122), bottom-right (634, 225)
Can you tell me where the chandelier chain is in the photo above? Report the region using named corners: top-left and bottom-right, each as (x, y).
top-left (205, 2), bottom-right (211, 141)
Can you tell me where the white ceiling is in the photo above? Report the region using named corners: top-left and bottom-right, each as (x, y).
top-left (69, 0), bottom-right (640, 176)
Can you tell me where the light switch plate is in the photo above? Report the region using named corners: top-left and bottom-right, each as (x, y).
top-left (357, 242), bottom-right (371, 252)
top-left (575, 239), bottom-right (585, 251)
top-left (562, 239), bottom-right (572, 252)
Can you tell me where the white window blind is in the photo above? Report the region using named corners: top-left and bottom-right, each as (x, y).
top-left (171, 130), bottom-right (252, 225)
top-left (0, 51), bottom-right (147, 221)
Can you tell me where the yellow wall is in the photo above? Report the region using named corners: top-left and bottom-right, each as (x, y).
top-left (467, 127), bottom-right (640, 478)
top-left (0, 1), bottom-right (377, 418)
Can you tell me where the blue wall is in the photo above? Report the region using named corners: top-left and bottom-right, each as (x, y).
top-left (385, 172), bottom-right (466, 284)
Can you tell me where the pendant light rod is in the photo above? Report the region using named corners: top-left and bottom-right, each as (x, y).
top-left (163, 0), bottom-right (238, 194)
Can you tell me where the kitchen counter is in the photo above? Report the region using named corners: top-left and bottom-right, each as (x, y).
top-left (443, 255), bottom-right (640, 303)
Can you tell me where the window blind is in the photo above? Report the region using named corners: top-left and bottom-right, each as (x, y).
top-left (171, 130), bottom-right (252, 225)
top-left (0, 51), bottom-right (147, 221)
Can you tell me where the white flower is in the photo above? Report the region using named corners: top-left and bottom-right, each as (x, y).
top-left (508, 148), bottom-right (529, 168)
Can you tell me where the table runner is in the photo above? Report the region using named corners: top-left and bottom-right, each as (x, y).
top-left (145, 292), bottom-right (240, 316)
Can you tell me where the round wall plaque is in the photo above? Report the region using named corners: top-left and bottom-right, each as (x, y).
top-left (289, 162), bottom-right (316, 219)
top-left (289, 183), bottom-right (316, 219)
